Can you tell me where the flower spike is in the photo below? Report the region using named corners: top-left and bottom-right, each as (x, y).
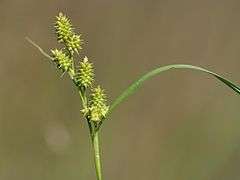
top-left (51, 49), bottom-right (72, 72)
top-left (67, 34), bottom-right (82, 54)
top-left (75, 56), bottom-right (94, 88)
top-left (87, 86), bottom-right (109, 122)
top-left (55, 12), bottom-right (73, 43)
top-left (54, 12), bottom-right (83, 54)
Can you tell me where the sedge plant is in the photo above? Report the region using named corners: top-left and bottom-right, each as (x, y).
top-left (27, 12), bottom-right (240, 180)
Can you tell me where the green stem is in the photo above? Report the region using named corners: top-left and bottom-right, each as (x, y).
top-left (78, 88), bottom-right (87, 108)
top-left (92, 130), bottom-right (103, 180)
top-left (78, 87), bottom-right (103, 180)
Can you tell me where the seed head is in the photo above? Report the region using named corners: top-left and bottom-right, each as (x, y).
top-left (66, 34), bottom-right (82, 54)
top-left (54, 12), bottom-right (83, 54)
top-left (55, 12), bottom-right (73, 43)
top-left (51, 49), bottom-right (72, 72)
top-left (87, 86), bottom-right (109, 121)
top-left (75, 56), bottom-right (94, 88)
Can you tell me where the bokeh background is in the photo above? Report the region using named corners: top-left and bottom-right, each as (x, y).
top-left (1, 0), bottom-right (240, 180)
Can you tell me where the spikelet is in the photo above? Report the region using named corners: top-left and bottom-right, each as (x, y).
top-left (51, 49), bottom-right (72, 72)
top-left (54, 12), bottom-right (83, 54)
top-left (55, 12), bottom-right (73, 43)
top-left (75, 56), bottom-right (94, 88)
top-left (85, 86), bottom-right (109, 121)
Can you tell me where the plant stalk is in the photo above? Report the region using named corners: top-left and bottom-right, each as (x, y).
top-left (92, 130), bottom-right (103, 180)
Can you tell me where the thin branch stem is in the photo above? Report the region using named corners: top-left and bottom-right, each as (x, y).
top-left (26, 37), bottom-right (53, 61)
top-left (26, 37), bottom-right (76, 79)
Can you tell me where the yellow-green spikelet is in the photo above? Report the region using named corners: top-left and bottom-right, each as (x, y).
top-left (75, 56), bottom-right (94, 88)
top-left (55, 12), bottom-right (73, 43)
top-left (67, 34), bottom-right (82, 54)
top-left (51, 49), bottom-right (72, 71)
top-left (88, 86), bottom-right (109, 121)
top-left (54, 12), bottom-right (83, 54)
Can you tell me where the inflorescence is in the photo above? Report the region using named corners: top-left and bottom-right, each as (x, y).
top-left (51, 12), bottom-right (108, 123)
top-left (55, 12), bottom-right (82, 54)
top-left (75, 56), bottom-right (94, 88)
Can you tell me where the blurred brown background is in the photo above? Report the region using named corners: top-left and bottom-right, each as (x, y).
top-left (1, 0), bottom-right (240, 180)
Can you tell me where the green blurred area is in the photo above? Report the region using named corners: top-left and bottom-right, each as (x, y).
top-left (1, 0), bottom-right (240, 179)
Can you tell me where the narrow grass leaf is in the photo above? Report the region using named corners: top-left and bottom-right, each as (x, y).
top-left (108, 64), bottom-right (240, 117)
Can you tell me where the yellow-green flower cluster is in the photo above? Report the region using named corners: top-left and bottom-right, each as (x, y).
top-left (51, 49), bottom-right (72, 71)
top-left (52, 12), bottom-right (108, 122)
top-left (55, 12), bottom-right (82, 54)
top-left (87, 86), bottom-right (109, 121)
top-left (55, 12), bottom-right (72, 43)
top-left (75, 56), bottom-right (94, 88)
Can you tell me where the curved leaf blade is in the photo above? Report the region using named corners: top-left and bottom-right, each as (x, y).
top-left (108, 64), bottom-right (240, 116)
